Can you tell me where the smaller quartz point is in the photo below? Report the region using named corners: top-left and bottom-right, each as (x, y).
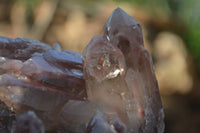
top-left (86, 111), bottom-right (126, 133)
top-left (83, 36), bottom-right (126, 82)
top-left (0, 36), bottom-right (51, 61)
top-left (83, 36), bottom-right (127, 113)
top-left (12, 111), bottom-right (45, 133)
top-left (86, 111), bottom-right (117, 133)
top-left (112, 118), bottom-right (127, 133)
top-left (59, 100), bottom-right (118, 132)
top-left (83, 8), bottom-right (164, 133)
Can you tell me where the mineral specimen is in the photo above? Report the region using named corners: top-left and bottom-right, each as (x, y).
top-left (83, 8), bottom-right (164, 133)
top-left (0, 7), bottom-right (164, 133)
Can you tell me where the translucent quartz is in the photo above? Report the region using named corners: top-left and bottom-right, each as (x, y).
top-left (83, 8), bottom-right (164, 133)
top-left (0, 8), bottom-right (164, 133)
top-left (0, 37), bottom-right (86, 130)
top-left (12, 111), bottom-right (45, 133)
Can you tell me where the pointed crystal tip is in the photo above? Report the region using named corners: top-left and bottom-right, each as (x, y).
top-left (104, 7), bottom-right (140, 31)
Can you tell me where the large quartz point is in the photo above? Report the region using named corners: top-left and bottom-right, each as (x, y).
top-left (83, 8), bottom-right (164, 133)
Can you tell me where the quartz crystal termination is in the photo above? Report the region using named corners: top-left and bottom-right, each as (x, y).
top-left (83, 8), bottom-right (164, 133)
top-left (12, 111), bottom-right (45, 133)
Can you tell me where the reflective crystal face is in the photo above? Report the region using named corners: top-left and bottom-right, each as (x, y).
top-left (83, 8), bottom-right (164, 133)
top-left (83, 36), bottom-right (126, 82)
top-left (0, 8), bottom-right (164, 133)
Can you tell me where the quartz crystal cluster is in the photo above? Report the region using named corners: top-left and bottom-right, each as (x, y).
top-left (83, 8), bottom-right (164, 133)
top-left (0, 8), bottom-right (164, 133)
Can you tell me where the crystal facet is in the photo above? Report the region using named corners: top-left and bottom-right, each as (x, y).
top-left (0, 7), bottom-right (164, 133)
top-left (83, 8), bottom-right (164, 133)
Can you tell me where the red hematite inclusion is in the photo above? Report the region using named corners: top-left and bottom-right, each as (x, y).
top-left (83, 7), bottom-right (165, 133)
